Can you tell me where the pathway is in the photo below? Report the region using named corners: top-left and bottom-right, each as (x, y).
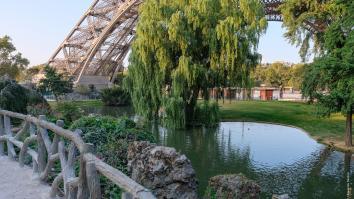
top-left (0, 156), bottom-right (50, 199)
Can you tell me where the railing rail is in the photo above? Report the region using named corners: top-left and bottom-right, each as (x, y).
top-left (0, 109), bottom-right (155, 199)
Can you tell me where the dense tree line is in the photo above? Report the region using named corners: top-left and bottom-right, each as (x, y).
top-left (252, 62), bottom-right (306, 90)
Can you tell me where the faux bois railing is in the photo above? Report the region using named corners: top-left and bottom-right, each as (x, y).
top-left (0, 109), bottom-right (155, 199)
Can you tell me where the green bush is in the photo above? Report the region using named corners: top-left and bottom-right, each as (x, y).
top-left (55, 102), bottom-right (83, 125)
top-left (0, 82), bottom-right (28, 113)
top-left (100, 86), bottom-right (130, 106)
top-left (0, 79), bottom-right (49, 114)
top-left (70, 116), bottom-right (155, 198)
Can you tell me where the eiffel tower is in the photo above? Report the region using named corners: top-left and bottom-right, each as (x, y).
top-left (48, 0), bottom-right (284, 87)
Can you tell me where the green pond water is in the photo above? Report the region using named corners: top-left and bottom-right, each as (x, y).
top-left (82, 106), bottom-right (353, 198)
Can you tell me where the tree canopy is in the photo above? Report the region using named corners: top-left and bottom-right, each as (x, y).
top-left (280, 0), bottom-right (341, 61)
top-left (125, 0), bottom-right (267, 128)
top-left (252, 62), bottom-right (305, 90)
top-left (38, 66), bottom-right (73, 101)
top-left (301, 0), bottom-right (354, 146)
top-left (0, 36), bottom-right (29, 80)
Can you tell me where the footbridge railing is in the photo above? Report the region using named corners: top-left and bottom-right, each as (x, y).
top-left (0, 109), bottom-right (155, 199)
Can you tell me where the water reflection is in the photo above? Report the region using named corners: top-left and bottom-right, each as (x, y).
top-left (152, 122), bottom-right (353, 198)
top-left (82, 107), bottom-right (352, 198)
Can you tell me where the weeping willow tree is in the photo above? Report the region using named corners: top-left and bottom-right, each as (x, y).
top-left (125, 0), bottom-right (267, 128)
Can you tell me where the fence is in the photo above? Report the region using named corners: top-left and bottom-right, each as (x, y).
top-left (0, 109), bottom-right (155, 199)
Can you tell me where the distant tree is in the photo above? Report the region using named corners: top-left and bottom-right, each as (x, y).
top-left (38, 66), bottom-right (73, 101)
top-left (253, 63), bottom-right (306, 91)
top-left (302, 0), bottom-right (353, 147)
top-left (288, 64), bottom-right (306, 90)
top-left (253, 62), bottom-right (291, 98)
top-left (0, 36), bottom-right (29, 80)
top-left (22, 64), bottom-right (45, 82)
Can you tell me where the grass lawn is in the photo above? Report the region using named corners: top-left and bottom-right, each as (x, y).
top-left (219, 100), bottom-right (353, 152)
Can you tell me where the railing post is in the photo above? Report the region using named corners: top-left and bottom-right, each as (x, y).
top-left (77, 143), bottom-right (95, 199)
top-left (29, 122), bottom-right (39, 175)
top-left (4, 115), bottom-right (16, 159)
top-left (86, 158), bottom-right (101, 199)
top-left (0, 115), bottom-right (4, 156)
top-left (37, 115), bottom-right (47, 173)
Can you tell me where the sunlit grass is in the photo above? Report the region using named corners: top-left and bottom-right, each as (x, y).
top-left (218, 101), bottom-right (348, 141)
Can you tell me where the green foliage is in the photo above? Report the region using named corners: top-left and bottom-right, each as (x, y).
top-left (280, 0), bottom-right (341, 60)
top-left (194, 101), bottom-right (220, 127)
top-left (26, 89), bottom-right (51, 116)
top-left (162, 97), bottom-right (186, 128)
top-left (288, 64), bottom-right (306, 90)
top-left (38, 65), bottom-right (73, 101)
top-left (252, 62), bottom-right (306, 90)
top-left (55, 102), bottom-right (83, 125)
top-left (0, 81), bottom-right (28, 113)
top-left (100, 86), bottom-right (130, 106)
top-left (253, 62), bottom-right (291, 88)
top-left (302, 0), bottom-right (354, 116)
top-left (125, 0), bottom-right (267, 128)
top-left (301, 0), bottom-right (353, 146)
top-left (0, 36), bottom-right (29, 80)
top-left (0, 79), bottom-right (49, 114)
top-left (22, 64), bottom-right (45, 82)
top-left (70, 116), bottom-right (155, 198)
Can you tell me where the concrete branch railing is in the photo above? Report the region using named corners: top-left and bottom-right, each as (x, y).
top-left (0, 109), bottom-right (155, 199)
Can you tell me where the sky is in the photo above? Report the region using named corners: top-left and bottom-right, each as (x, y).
top-left (0, 0), bottom-right (303, 66)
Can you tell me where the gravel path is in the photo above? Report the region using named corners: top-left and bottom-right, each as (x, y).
top-left (0, 156), bottom-right (51, 199)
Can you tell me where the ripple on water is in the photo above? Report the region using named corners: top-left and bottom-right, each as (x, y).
top-left (155, 122), bottom-right (353, 198)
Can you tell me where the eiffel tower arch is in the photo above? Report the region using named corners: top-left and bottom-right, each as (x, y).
top-left (48, 0), bottom-right (283, 88)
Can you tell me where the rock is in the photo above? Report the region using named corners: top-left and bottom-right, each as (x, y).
top-left (127, 141), bottom-right (198, 199)
top-left (272, 194), bottom-right (290, 199)
top-left (206, 174), bottom-right (260, 199)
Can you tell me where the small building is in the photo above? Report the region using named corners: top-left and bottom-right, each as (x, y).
top-left (259, 87), bottom-right (276, 101)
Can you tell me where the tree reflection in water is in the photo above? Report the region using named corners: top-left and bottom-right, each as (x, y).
top-left (82, 106), bottom-right (352, 198)
top-left (153, 123), bottom-right (354, 198)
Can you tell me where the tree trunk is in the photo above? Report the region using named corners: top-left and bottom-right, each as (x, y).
top-left (345, 110), bottom-right (352, 147)
top-left (185, 88), bottom-right (200, 126)
top-left (279, 86), bottom-right (283, 99)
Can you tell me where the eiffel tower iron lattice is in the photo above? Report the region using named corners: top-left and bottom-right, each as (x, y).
top-left (48, 0), bottom-right (284, 85)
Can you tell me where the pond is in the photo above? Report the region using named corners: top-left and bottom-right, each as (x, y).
top-left (83, 106), bottom-right (353, 198)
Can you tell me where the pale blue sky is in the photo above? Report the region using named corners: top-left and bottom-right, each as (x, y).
top-left (0, 0), bottom-right (302, 66)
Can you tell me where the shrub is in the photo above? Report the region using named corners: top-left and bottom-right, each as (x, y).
top-left (0, 82), bottom-right (28, 113)
top-left (100, 86), bottom-right (130, 106)
top-left (0, 79), bottom-right (49, 114)
top-left (70, 116), bottom-right (155, 198)
top-left (55, 102), bottom-right (83, 125)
